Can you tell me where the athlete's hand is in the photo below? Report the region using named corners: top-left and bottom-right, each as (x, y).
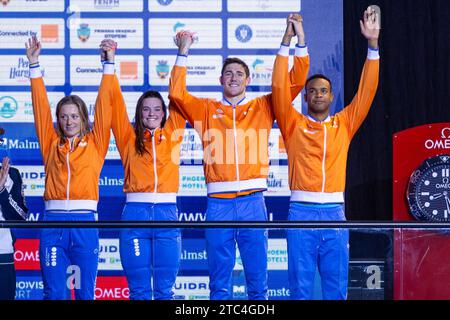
top-left (290, 13), bottom-right (305, 46)
top-left (100, 39), bottom-right (117, 63)
top-left (25, 36), bottom-right (41, 64)
top-left (285, 14), bottom-right (296, 38)
top-left (360, 5), bottom-right (380, 49)
top-left (174, 30), bottom-right (196, 55)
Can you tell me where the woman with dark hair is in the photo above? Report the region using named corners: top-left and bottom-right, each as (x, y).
top-left (26, 36), bottom-right (113, 300)
top-left (0, 127), bottom-right (28, 300)
top-left (101, 39), bottom-right (186, 300)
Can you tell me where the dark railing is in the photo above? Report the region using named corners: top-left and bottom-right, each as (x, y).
top-left (1, 221), bottom-right (450, 229)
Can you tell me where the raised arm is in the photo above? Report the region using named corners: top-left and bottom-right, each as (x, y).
top-left (0, 158), bottom-right (28, 220)
top-left (26, 36), bottom-right (57, 162)
top-left (287, 13), bottom-right (310, 99)
top-left (164, 100), bottom-right (187, 135)
top-left (340, 5), bottom-right (380, 137)
top-left (272, 14), bottom-right (310, 138)
top-left (169, 31), bottom-right (208, 127)
top-left (89, 40), bottom-right (115, 159)
top-left (99, 39), bottom-right (133, 157)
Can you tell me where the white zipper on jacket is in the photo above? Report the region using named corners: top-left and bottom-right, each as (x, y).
top-left (150, 132), bottom-right (158, 264)
top-left (232, 106), bottom-right (240, 188)
top-left (66, 138), bottom-right (74, 209)
top-left (151, 132), bottom-right (158, 193)
top-left (321, 124), bottom-right (327, 193)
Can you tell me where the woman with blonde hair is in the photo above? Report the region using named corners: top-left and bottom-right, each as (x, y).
top-left (26, 36), bottom-right (114, 300)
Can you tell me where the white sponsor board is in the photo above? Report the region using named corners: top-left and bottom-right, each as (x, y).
top-left (228, 19), bottom-right (286, 49)
top-left (148, 19), bottom-right (222, 49)
top-left (265, 165), bottom-right (290, 196)
top-left (239, 55), bottom-right (275, 87)
top-left (16, 165), bottom-right (45, 197)
top-left (268, 128), bottom-right (288, 161)
top-left (149, 0), bottom-right (221, 12)
top-left (70, 19), bottom-right (144, 49)
top-left (148, 55), bottom-right (175, 86)
top-left (0, 92), bottom-right (64, 123)
top-left (98, 239), bottom-right (122, 271)
top-left (70, 55), bottom-right (143, 86)
top-left (267, 239), bottom-right (288, 270)
top-left (235, 239), bottom-right (288, 270)
top-left (240, 54), bottom-right (301, 86)
top-left (180, 128), bottom-right (203, 161)
top-left (70, 0), bottom-right (144, 12)
top-left (0, 0), bottom-right (64, 11)
top-left (178, 165), bottom-right (289, 196)
top-left (149, 55), bottom-right (222, 86)
top-left (0, 19), bottom-right (64, 49)
top-left (106, 137), bottom-right (120, 160)
top-left (238, 55), bottom-right (296, 86)
top-left (173, 276), bottom-right (209, 300)
top-left (0, 55), bottom-right (65, 86)
top-left (179, 166), bottom-right (207, 196)
top-left (228, 0), bottom-right (301, 12)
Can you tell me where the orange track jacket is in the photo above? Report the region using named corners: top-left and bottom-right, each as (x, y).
top-left (30, 66), bottom-right (113, 211)
top-left (271, 48), bottom-right (380, 203)
top-left (110, 75), bottom-right (186, 203)
top-left (169, 47), bottom-right (309, 195)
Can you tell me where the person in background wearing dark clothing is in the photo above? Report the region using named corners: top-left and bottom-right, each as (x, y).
top-left (0, 127), bottom-right (29, 300)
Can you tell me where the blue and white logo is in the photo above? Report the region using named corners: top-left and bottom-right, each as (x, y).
top-left (173, 21), bottom-right (186, 33)
top-left (77, 23), bottom-right (90, 42)
top-left (0, 96), bottom-right (18, 119)
top-left (158, 0), bottom-right (173, 6)
top-left (235, 24), bottom-right (253, 43)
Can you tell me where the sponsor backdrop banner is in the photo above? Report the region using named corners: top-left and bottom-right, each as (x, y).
top-left (1, 0), bottom-right (343, 300)
top-left (14, 272), bottom-right (291, 300)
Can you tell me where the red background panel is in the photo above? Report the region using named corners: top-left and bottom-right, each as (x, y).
top-left (95, 276), bottom-right (130, 300)
top-left (393, 123), bottom-right (450, 299)
top-left (14, 239), bottom-right (40, 270)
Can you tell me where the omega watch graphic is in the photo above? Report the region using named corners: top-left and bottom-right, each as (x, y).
top-left (407, 154), bottom-right (450, 222)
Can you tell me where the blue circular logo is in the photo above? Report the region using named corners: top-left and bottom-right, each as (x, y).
top-left (235, 25), bottom-right (253, 43)
top-left (157, 0), bottom-right (173, 6)
top-left (0, 96), bottom-right (18, 119)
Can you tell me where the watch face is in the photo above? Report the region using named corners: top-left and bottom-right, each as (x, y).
top-left (407, 154), bottom-right (450, 222)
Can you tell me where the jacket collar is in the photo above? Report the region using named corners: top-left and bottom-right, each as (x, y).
top-left (221, 96), bottom-right (249, 107)
top-left (307, 114), bottom-right (331, 123)
top-left (143, 128), bottom-right (163, 144)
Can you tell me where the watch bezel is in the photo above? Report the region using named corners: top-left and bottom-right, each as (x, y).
top-left (406, 154), bottom-right (450, 222)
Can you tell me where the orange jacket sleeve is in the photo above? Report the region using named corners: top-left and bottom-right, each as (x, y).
top-left (168, 65), bottom-right (208, 127)
top-left (30, 76), bottom-right (58, 164)
top-left (91, 74), bottom-right (114, 159)
top-left (339, 58), bottom-right (379, 138)
top-left (110, 74), bottom-right (134, 158)
top-left (289, 55), bottom-right (310, 101)
top-left (164, 101), bottom-right (187, 141)
top-left (271, 54), bottom-right (310, 140)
